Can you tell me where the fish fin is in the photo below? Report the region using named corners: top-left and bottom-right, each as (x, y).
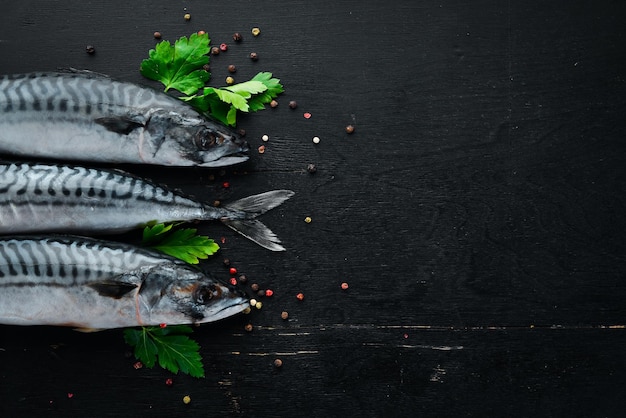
top-left (223, 190), bottom-right (295, 217)
top-left (220, 190), bottom-right (294, 251)
top-left (73, 327), bottom-right (105, 333)
top-left (95, 117), bottom-right (144, 135)
top-left (222, 219), bottom-right (286, 252)
top-left (88, 280), bottom-right (138, 299)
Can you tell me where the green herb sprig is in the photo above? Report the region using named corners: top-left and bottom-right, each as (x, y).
top-left (141, 33), bottom-right (284, 126)
top-left (124, 223), bottom-right (221, 378)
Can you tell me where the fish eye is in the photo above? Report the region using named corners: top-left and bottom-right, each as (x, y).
top-left (193, 284), bottom-right (217, 304)
top-left (193, 129), bottom-right (217, 150)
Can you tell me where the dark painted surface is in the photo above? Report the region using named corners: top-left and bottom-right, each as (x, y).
top-left (1, 1), bottom-right (625, 416)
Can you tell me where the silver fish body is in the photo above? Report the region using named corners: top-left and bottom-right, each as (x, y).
top-left (0, 72), bottom-right (248, 167)
top-left (0, 235), bottom-right (249, 329)
top-left (0, 162), bottom-right (294, 251)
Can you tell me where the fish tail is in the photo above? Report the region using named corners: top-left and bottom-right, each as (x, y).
top-left (221, 190), bottom-right (294, 251)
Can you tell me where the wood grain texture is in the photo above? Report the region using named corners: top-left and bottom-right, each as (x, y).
top-left (1, 0), bottom-right (625, 416)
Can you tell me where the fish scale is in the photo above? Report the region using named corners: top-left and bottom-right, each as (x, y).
top-left (0, 71), bottom-right (249, 167)
top-left (0, 235), bottom-right (249, 328)
top-left (0, 162), bottom-right (295, 251)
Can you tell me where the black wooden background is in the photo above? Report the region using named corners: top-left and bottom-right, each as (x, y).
top-left (1, 1), bottom-right (625, 417)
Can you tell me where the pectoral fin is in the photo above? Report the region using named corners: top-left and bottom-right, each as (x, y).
top-left (88, 280), bottom-right (138, 299)
top-left (95, 117), bottom-right (144, 135)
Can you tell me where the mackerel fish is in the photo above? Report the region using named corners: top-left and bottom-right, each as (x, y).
top-left (0, 71), bottom-right (248, 167)
top-left (0, 235), bottom-right (249, 329)
top-left (0, 162), bottom-right (294, 251)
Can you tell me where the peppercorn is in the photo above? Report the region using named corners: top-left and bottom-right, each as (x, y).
top-left (307, 163), bottom-right (317, 173)
top-left (345, 124), bottom-right (355, 134)
top-left (270, 100), bottom-right (278, 108)
top-left (312, 136), bottom-right (320, 144)
top-left (219, 43), bottom-right (228, 52)
top-left (213, 200), bottom-right (221, 207)
top-left (238, 128), bottom-right (246, 137)
top-left (202, 64), bottom-right (210, 72)
top-left (229, 267), bottom-right (237, 275)
top-left (251, 27), bottom-right (261, 36)
top-left (255, 301), bottom-right (263, 309)
top-left (228, 64), bottom-right (237, 73)
top-left (288, 100), bottom-right (298, 109)
top-left (249, 52), bottom-right (258, 61)
top-left (230, 277), bottom-right (238, 286)
top-left (262, 134), bottom-right (269, 142)
top-left (211, 46), bottom-right (220, 55)
top-left (233, 32), bottom-right (243, 42)
top-left (226, 76), bottom-right (235, 85)
top-left (153, 32), bottom-right (162, 39)
top-left (274, 358), bottom-right (283, 368)
top-left (281, 311), bottom-right (289, 320)
top-left (183, 13), bottom-right (191, 21)
top-left (341, 282), bottom-right (349, 290)
top-left (304, 216), bottom-right (312, 223)
top-left (165, 378), bottom-right (173, 386)
top-left (85, 45), bottom-right (95, 54)
top-left (223, 258), bottom-right (230, 266)
top-left (258, 145), bottom-right (266, 154)
top-left (197, 30), bottom-right (206, 36)
top-left (238, 274), bottom-right (248, 283)
top-left (251, 283), bottom-right (259, 292)
top-left (265, 289), bottom-right (274, 297)
top-left (244, 323), bottom-right (253, 332)
top-left (257, 289), bottom-right (265, 298)
top-left (296, 292), bottom-right (304, 301)
top-left (182, 395), bottom-right (191, 404)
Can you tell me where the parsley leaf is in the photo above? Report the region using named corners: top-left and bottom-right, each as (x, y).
top-left (123, 325), bottom-right (205, 378)
top-left (140, 32), bottom-right (211, 95)
top-left (247, 72), bottom-right (285, 111)
top-left (142, 223), bottom-right (220, 264)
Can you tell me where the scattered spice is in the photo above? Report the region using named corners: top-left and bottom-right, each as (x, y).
top-left (296, 292), bottom-right (305, 301)
top-left (223, 258), bottom-right (231, 266)
top-left (182, 395), bottom-right (191, 404)
top-left (303, 112), bottom-right (312, 119)
top-left (249, 298), bottom-right (258, 306)
top-left (153, 32), bottom-right (162, 39)
top-left (238, 128), bottom-right (247, 137)
top-left (345, 124), bottom-right (355, 134)
top-left (257, 289), bottom-right (265, 298)
top-left (228, 64), bottom-right (237, 73)
top-left (249, 52), bottom-right (258, 61)
top-left (341, 282), bottom-right (349, 290)
top-left (244, 323), bottom-right (254, 332)
top-left (304, 216), bottom-right (312, 223)
top-left (229, 277), bottom-right (238, 286)
top-left (307, 163), bottom-right (317, 173)
top-left (211, 46), bottom-right (220, 55)
top-left (85, 45), bottom-right (95, 55)
top-left (238, 274), bottom-right (248, 284)
top-left (255, 301), bottom-right (263, 309)
top-left (197, 30), bottom-right (206, 36)
top-left (229, 267), bottom-right (238, 275)
top-left (312, 136), bottom-right (320, 144)
top-left (281, 311), bottom-right (289, 320)
top-left (159, 323), bottom-right (167, 328)
top-left (258, 145), bottom-right (266, 154)
top-left (250, 283), bottom-right (260, 292)
top-left (270, 99), bottom-right (279, 108)
top-left (274, 358), bottom-right (283, 368)
top-left (213, 200), bottom-right (221, 207)
top-left (183, 13), bottom-right (191, 21)
top-left (232, 32), bottom-right (243, 42)
top-left (262, 134), bottom-right (269, 142)
top-left (288, 100), bottom-right (298, 109)
top-left (225, 76), bottom-right (235, 85)
top-left (219, 43), bottom-right (228, 52)
top-left (133, 361), bottom-right (143, 369)
top-left (222, 182), bottom-right (230, 188)
top-left (67, 393), bottom-right (74, 399)
top-left (265, 289), bottom-right (274, 297)
top-left (165, 378), bottom-right (173, 386)
top-left (203, 64), bottom-right (211, 72)
top-left (251, 27), bottom-right (261, 36)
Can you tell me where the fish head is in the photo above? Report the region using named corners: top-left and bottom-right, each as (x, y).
top-left (145, 111), bottom-right (249, 167)
top-left (137, 265), bottom-right (249, 326)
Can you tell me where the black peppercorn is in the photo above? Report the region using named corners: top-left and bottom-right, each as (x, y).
top-left (249, 52), bottom-right (258, 61)
top-left (86, 45), bottom-right (95, 54)
top-left (233, 32), bottom-right (243, 42)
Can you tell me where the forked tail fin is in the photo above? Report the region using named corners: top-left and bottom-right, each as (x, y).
top-left (221, 190), bottom-right (295, 251)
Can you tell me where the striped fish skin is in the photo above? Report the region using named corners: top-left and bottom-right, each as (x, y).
top-left (0, 236), bottom-right (249, 329)
top-left (0, 162), bottom-right (295, 251)
top-left (0, 72), bottom-right (249, 167)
